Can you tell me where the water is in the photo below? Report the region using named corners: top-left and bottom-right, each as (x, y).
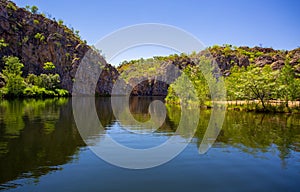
top-left (0, 97), bottom-right (299, 191)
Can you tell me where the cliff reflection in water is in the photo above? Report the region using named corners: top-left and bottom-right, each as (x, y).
top-left (97, 96), bottom-right (300, 165)
top-left (0, 97), bottom-right (300, 189)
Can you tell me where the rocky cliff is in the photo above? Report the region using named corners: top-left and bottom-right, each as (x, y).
top-left (0, 0), bottom-right (118, 95)
top-left (118, 46), bottom-right (300, 96)
top-left (207, 45), bottom-right (300, 76)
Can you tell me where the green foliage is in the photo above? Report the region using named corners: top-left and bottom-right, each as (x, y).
top-left (22, 36), bottom-right (29, 44)
top-left (30, 5), bottom-right (39, 14)
top-left (43, 62), bottom-right (55, 71)
top-left (226, 65), bottom-right (279, 110)
top-left (165, 58), bottom-right (222, 106)
top-left (0, 56), bottom-right (68, 98)
top-left (1, 56), bottom-right (25, 97)
top-left (75, 30), bottom-right (80, 37)
top-left (65, 53), bottom-right (71, 59)
top-left (225, 60), bottom-right (300, 111)
top-left (25, 5), bottom-right (30, 11)
top-left (38, 74), bottom-right (60, 90)
top-left (276, 59), bottom-right (300, 107)
top-left (25, 74), bottom-right (40, 85)
top-left (23, 86), bottom-right (48, 97)
top-left (0, 38), bottom-right (8, 49)
top-left (34, 33), bottom-right (45, 42)
top-left (33, 19), bottom-right (40, 24)
top-left (26, 73), bottom-right (60, 90)
top-left (54, 41), bottom-right (61, 47)
top-left (54, 88), bottom-right (69, 97)
top-left (58, 19), bottom-right (64, 25)
top-left (117, 46), bottom-right (299, 112)
top-left (6, 2), bottom-right (17, 11)
top-left (118, 58), bottom-right (162, 82)
top-left (166, 68), bottom-right (199, 105)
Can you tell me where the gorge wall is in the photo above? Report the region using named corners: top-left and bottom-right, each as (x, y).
top-left (0, 0), bottom-right (118, 95)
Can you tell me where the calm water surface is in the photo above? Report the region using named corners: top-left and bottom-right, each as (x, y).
top-left (0, 97), bottom-right (299, 192)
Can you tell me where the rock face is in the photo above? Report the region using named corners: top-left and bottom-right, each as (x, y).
top-left (118, 46), bottom-right (300, 96)
top-left (117, 57), bottom-right (190, 96)
top-left (0, 0), bottom-right (118, 95)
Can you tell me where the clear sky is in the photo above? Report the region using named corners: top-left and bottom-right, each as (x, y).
top-left (13, 0), bottom-right (300, 65)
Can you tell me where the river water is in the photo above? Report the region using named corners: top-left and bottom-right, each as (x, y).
top-left (0, 97), bottom-right (299, 191)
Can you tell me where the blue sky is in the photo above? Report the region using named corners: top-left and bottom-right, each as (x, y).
top-left (13, 0), bottom-right (300, 65)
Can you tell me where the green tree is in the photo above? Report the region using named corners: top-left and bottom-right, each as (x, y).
top-left (25, 5), bottom-right (30, 11)
top-left (240, 65), bottom-right (278, 110)
top-left (277, 59), bottom-right (300, 107)
top-left (1, 56), bottom-right (25, 97)
top-left (225, 66), bottom-right (247, 102)
top-left (165, 58), bottom-right (215, 106)
top-left (31, 5), bottom-right (38, 14)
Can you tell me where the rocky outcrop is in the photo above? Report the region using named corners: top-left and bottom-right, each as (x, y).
top-left (118, 46), bottom-right (300, 96)
top-left (0, 0), bottom-right (118, 95)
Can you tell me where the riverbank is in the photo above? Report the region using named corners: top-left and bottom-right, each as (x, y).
top-left (166, 99), bottom-right (300, 113)
top-left (220, 100), bottom-right (300, 113)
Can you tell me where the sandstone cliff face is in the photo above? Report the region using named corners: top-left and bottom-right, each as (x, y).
top-left (0, 0), bottom-right (118, 95)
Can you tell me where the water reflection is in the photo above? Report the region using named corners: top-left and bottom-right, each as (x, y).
top-left (219, 111), bottom-right (300, 167)
top-left (97, 97), bottom-right (300, 164)
top-left (0, 99), bottom-right (85, 189)
top-left (0, 97), bottom-right (300, 189)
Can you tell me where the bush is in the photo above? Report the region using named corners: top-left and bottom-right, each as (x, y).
top-left (1, 56), bottom-right (25, 97)
top-left (43, 61), bottom-right (55, 71)
top-left (7, 2), bottom-right (17, 11)
top-left (38, 74), bottom-right (60, 90)
top-left (34, 33), bottom-right (45, 42)
top-left (55, 89), bottom-right (69, 97)
top-left (23, 86), bottom-right (47, 97)
top-left (1, 56), bottom-right (67, 98)
top-left (0, 38), bottom-right (8, 49)
top-left (31, 6), bottom-right (38, 14)
top-left (58, 19), bottom-right (64, 25)
top-left (33, 19), bottom-right (40, 24)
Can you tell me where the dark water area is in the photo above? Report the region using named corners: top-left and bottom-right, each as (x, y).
top-left (0, 97), bottom-right (299, 191)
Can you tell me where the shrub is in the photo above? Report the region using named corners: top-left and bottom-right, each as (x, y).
top-left (43, 62), bottom-right (55, 71)
top-left (39, 74), bottom-right (60, 90)
top-left (55, 89), bottom-right (69, 97)
top-left (58, 19), bottom-right (64, 25)
top-left (33, 19), bottom-right (39, 24)
top-left (34, 33), bottom-right (45, 42)
top-left (22, 36), bottom-right (29, 44)
top-left (31, 6), bottom-right (38, 14)
top-left (7, 2), bottom-right (17, 11)
top-left (0, 38), bottom-right (8, 49)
